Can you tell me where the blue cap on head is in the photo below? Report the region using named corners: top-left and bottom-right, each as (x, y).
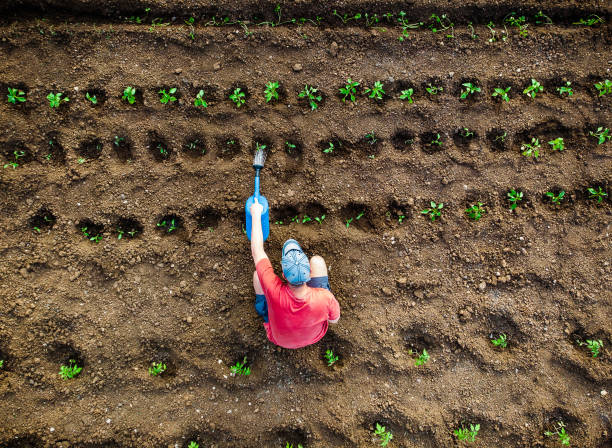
top-left (281, 239), bottom-right (311, 286)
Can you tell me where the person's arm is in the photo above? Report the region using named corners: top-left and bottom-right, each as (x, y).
top-left (250, 197), bottom-right (268, 266)
top-left (328, 294), bottom-right (340, 324)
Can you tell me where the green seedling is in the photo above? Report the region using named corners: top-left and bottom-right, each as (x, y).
top-left (465, 202), bottom-right (485, 221)
top-left (148, 361), bottom-right (167, 376)
top-left (545, 421), bottom-right (570, 446)
top-left (85, 92), bottom-right (97, 104)
top-left (314, 215), bottom-right (326, 224)
top-left (428, 13), bottom-right (454, 38)
top-left (454, 424), bottom-right (480, 442)
top-left (365, 131), bottom-right (378, 145)
top-left (421, 201), bottom-right (443, 221)
top-left (264, 81), bottom-right (280, 103)
top-left (323, 142), bottom-right (335, 154)
top-left (194, 89), bottom-right (208, 107)
top-left (302, 215), bottom-right (312, 224)
top-left (397, 11), bottom-right (423, 41)
top-left (80, 227), bottom-right (102, 243)
top-left (548, 137), bottom-right (564, 151)
top-left (413, 349), bottom-right (430, 366)
top-left (460, 83), bottom-right (481, 99)
top-left (492, 87), bottom-right (511, 102)
top-left (3, 150), bottom-right (25, 169)
top-left (77, 158), bottom-right (86, 164)
top-left (486, 21), bottom-right (498, 42)
top-left (157, 143), bottom-right (168, 157)
top-left (149, 17), bottom-right (169, 32)
top-left (365, 81), bottom-right (385, 100)
top-left (507, 189), bottom-right (523, 210)
top-left (339, 78), bottom-right (359, 103)
top-left (157, 218), bottom-right (178, 232)
top-left (47, 92), bottom-right (69, 108)
top-left (505, 12), bottom-right (528, 37)
top-left (332, 10), bottom-right (362, 24)
top-left (230, 356), bottom-right (251, 376)
top-left (534, 11), bottom-right (553, 25)
top-left (468, 22), bottom-right (478, 39)
top-left (0, 360), bottom-right (3, 368)
top-left (573, 15), bottom-right (603, 26)
top-left (324, 349), bottom-right (338, 366)
top-left (491, 333), bottom-right (508, 348)
top-left (494, 132), bottom-right (507, 143)
top-left (186, 139), bottom-right (205, 154)
top-left (285, 141), bottom-right (297, 155)
top-left (523, 79), bottom-right (543, 98)
top-left (33, 227), bottom-right (41, 233)
top-left (546, 190), bottom-right (565, 205)
top-left (159, 88), bottom-right (177, 104)
top-left (588, 186), bottom-right (607, 203)
top-left (7, 87), bottom-right (26, 103)
top-left (521, 138), bottom-right (541, 159)
top-left (577, 339), bottom-right (603, 358)
top-left (430, 133), bottom-right (443, 147)
top-left (113, 136), bottom-right (125, 146)
top-left (589, 127), bottom-right (611, 145)
top-left (557, 82), bottom-right (573, 97)
top-left (425, 84), bottom-right (443, 95)
top-left (594, 79), bottom-right (612, 96)
top-left (187, 442), bottom-right (199, 448)
top-left (59, 359), bottom-right (82, 379)
top-left (185, 16), bottom-right (196, 39)
top-left (285, 444), bottom-right (304, 448)
top-left (460, 128), bottom-right (474, 138)
top-left (298, 85), bottom-right (322, 110)
top-left (122, 86), bottom-right (136, 104)
top-left (399, 88), bottom-right (414, 103)
top-left (374, 423), bottom-right (393, 447)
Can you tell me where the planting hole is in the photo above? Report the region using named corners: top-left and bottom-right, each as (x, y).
top-left (115, 217), bottom-right (143, 240)
top-left (148, 132), bottom-right (172, 162)
top-left (318, 137), bottom-right (348, 157)
top-left (216, 135), bottom-right (241, 159)
top-left (283, 137), bottom-right (303, 160)
top-left (156, 214), bottom-right (182, 234)
top-left (77, 138), bottom-right (103, 159)
top-left (111, 134), bottom-right (133, 162)
top-left (391, 130), bottom-right (416, 151)
top-left (47, 342), bottom-right (85, 370)
top-left (183, 134), bottom-right (207, 157)
top-left (453, 127), bottom-right (479, 148)
top-left (487, 128), bottom-right (510, 151)
top-left (76, 219), bottom-right (104, 243)
top-left (84, 88), bottom-right (107, 106)
top-left (44, 132), bottom-right (66, 164)
top-left (421, 132), bottom-right (445, 153)
top-left (341, 203), bottom-right (372, 231)
top-left (29, 207), bottom-right (56, 232)
top-left (194, 208), bottom-right (221, 230)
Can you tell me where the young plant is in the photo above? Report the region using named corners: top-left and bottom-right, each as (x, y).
top-left (80, 226), bottom-right (103, 243)
top-left (324, 349), bottom-right (339, 367)
top-left (59, 359), bottom-right (82, 379)
top-left (47, 92), bottom-right (69, 108)
top-left (577, 339), bottom-right (603, 358)
top-left (460, 82), bottom-right (481, 99)
top-left (544, 421), bottom-right (570, 446)
top-left (284, 444), bottom-right (303, 448)
top-left (421, 201), bottom-right (443, 221)
top-left (399, 88), bottom-right (414, 103)
top-left (159, 88), bottom-right (177, 104)
top-left (594, 79), bottom-right (612, 96)
top-left (465, 202), bottom-right (485, 221)
top-left (491, 86), bottom-right (511, 102)
top-left (3, 150), bottom-right (25, 169)
top-left (430, 133), bottom-right (443, 147)
top-left (298, 85), bottom-right (322, 110)
top-left (7, 87), bottom-right (26, 104)
top-left (345, 211), bottom-right (365, 229)
top-left (548, 137), bottom-right (565, 151)
top-left (122, 86), bottom-right (136, 104)
top-left (491, 333), bottom-right (508, 348)
top-left (454, 424), bottom-right (480, 442)
top-left (314, 215), bottom-right (326, 224)
top-left (194, 89), bottom-right (208, 107)
top-left (364, 81), bottom-right (385, 100)
top-left (339, 78), bottom-right (359, 102)
top-left (521, 137), bottom-right (541, 159)
top-left (263, 81), bottom-right (280, 103)
top-left (425, 84), bottom-right (443, 95)
top-left (507, 189), bottom-right (523, 210)
top-left (589, 127), bottom-right (611, 145)
top-left (505, 12), bottom-right (528, 37)
top-left (0, 360), bottom-right (3, 368)
top-left (85, 92), bottom-right (98, 105)
top-left (323, 142), bottom-right (335, 154)
top-left (428, 13), bottom-right (454, 38)
top-left (397, 11), bottom-right (423, 41)
top-left (148, 361), bottom-right (167, 376)
top-left (157, 143), bottom-right (169, 158)
top-left (114, 136), bottom-right (125, 147)
top-left (587, 186), bottom-right (607, 203)
top-left (523, 79), bottom-right (543, 98)
top-left (230, 356), bottom-right (251, 376)
top-left (460, 128), bottom-right (474, 138)
top-left (374, 423), bottom-right (393, 447)
top-left (556, 82), bottom-right (573, 97)
top-left (157, 218), bottom-right (178, 232)
top-left (365, 131), bottom-right (378, 145)
top-left (573, 15), bottom-right (604, 26)
top-left (545, 190), bottom-right (565, 205)
top-left (413, 349), bottom-right (429, 366)
top-left (187, 442), bottom-right (199, 448)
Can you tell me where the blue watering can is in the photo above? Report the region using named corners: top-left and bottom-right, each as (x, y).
top-left (245, 147), bottom-right (269, 241)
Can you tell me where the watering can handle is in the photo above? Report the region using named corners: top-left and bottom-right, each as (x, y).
top-left (254, 168), bottom-right (261, 198)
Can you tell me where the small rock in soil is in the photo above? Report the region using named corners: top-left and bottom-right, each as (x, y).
top-left (330, 41), bottom-right (338, 57)
top-left (381, 287), bottom-right (392, 296)
top-left (213, 62), bottom-right (221, 71)
top-left (292, 63), bottom-right (303, 72)
top-left (478, 281), bottom-right (487, 291)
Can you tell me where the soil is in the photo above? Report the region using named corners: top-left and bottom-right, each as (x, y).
top-left (0, 1), bottom-right (611, 447)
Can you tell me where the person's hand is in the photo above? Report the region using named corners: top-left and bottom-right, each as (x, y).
top-left (250, 197), bottom-right (263, 217)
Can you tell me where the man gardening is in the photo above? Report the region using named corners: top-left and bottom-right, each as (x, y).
top-left (249, 198), bottom-right (340, 349)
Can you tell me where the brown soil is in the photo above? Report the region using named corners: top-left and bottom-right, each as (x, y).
top-left (0, 1), bottom-right (611, 447)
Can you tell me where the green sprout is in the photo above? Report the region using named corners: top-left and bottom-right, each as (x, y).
top-left (468, 22), bottom-right (478, 39)
top-left (264, 81), bottom-right (280, 103)
top-left (399, 88), bottom-right (414, 103)
top-left (573, 15), bottom-right (604, 26)
top-left (194, 89), bottom-right (208, 107)
top-left (365, 131), bottom-right (378, 145)
top-left (323, 142), bottom-right (335, 154)
top-left (534, 11), bottom-right (553, 25)
top-left (85, 92), bottom-right (97, 104)
top-left (314, 215), bottom-right (326, 224)
top-left (7, 87), bottom-right (26, 103)
top-left (157, 143), bottom-right (168, 157)
top-left (454, 424), bottom-right (480, 442)
top-left (0, 360), bottom-right (3, 368)
top-left (428, 13), bottom-right (454, 38)
top-left (339, 78), bottom-right (359, 102)
top-left (460, 82), bottom-right (481, 99)
top-left (298, 85), bottom-right (322, 110)
top-left (122, 86), bottom-right (136, 104)
top-left (285, 141), bottom-right (297, 154)
top-left (47, 92), bottom-right (69, 108)
top-left (577, 339), bottom-right (603, 358)
top-left (374, 423), bottom-right (393, 447)
top-left (148, 361), bottom-right (167, 376)
top-left (589, 127), bottom-right (611, 145)
top-left (230, 356), bottom-right (251, 376)
top-left (460, 128), bottom-right (474, 138)
top-left (523, 79), bottom-right (543, 98)
top-left (545, 421), bottom-right (570, 446)
top-left (113, 136), bottom-right (125, 146)
top-left (492, 87), bottom-right (511, 102)
top-left (594, 79), bottom-right (612, 96)
top-left (332, 10), bottom-right (362, 24)
top-left (185, 16), bottom-right (196, 39)
top-left (157, 218), bottom-right (178, 232)
top-left (159, 88), bottom-right (177, 104)
top-left (491, 333), bottom-right (508, 348)
top-left (521, 138), bottom-right (541, 159)
top-left (465, 202), bottom-right (485, 221)
top-left (3, 150), bottom-right (25, 169)
top-left (397, 11), bottom-right (423, 41)
top-left (421, 201), bottom-right (443, 221)
top-left (187, 442), bottom-right (199, 448)
top-left (77, 158), bottom-right (86, 164)
top-left (364, 81), bottom-right (385, 100)
top-left (284, 444), bottom-right (303, 448)
top-left (548, 137), bottom-right (565, 151)
top-left (430, 133), bottom-right (443, 147)
top-left (80, 226), bottom-right (102, 243)
top-left (425, 84), bottom-right (443, 95)
top-left (413, 349), bottom-right (430, 366)
top-left (557, 82), bottom-right (573, 97)
top-left (324, 349), bottom-right (338, 366)
top-left (301, 215), bottom-right (312, 223)
top-left (505, 12), bottom-right (528, 37)
top-left (507, 189), bottom-right (523, 210)
top-left (149, 17), bottom-right (169, 31)
top-left (486, 21), bottom-right (498, 42)
top-left (59, 359), bottom-right (82, 379)
top-left (546, 190), bottom-right (565, 205)
top-left (588, 186), bottom-right (607, 203)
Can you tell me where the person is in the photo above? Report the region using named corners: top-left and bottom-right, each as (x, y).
top-left (249, 197), bottom-right (340, 349)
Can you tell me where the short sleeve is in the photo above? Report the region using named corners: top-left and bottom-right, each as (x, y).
top-left (328, 294), bottom-right (340, 321)
top-left (256, 258), bottom-right (283, 304)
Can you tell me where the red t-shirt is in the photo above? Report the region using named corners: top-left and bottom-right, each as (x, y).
top-left (256, 258), bottom-right (340, 349)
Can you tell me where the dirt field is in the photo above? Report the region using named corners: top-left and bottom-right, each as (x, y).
top-left (0, 1), bottom-right (611, 446)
